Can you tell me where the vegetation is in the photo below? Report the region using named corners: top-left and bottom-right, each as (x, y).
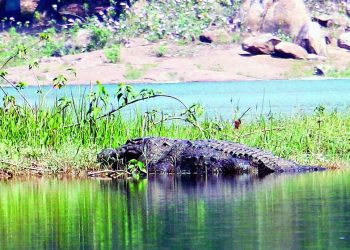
top-left (0, 80), bottom-right (349, 177)
top-left (154, 44), bottom-right (167, 57)
top-left (325, 67), bottom-right (350, 78)
top-left (104, 44), bottom-right (121, 63)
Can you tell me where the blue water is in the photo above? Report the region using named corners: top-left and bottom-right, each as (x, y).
top-left (2, 79), bottom-right (350, 119)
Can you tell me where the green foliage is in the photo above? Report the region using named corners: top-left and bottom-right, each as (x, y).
top-left (104, 44), bottom-right (121, 63)
top-left (127, 159), bottom-right (147, 179)
top-left (87, 25), bottom-right (112, 51)
top-left (231, 33), bottom-right (241, 43)
top-left (155, 44), bottom-right (167, 57)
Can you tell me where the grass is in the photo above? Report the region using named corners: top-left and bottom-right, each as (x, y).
top-left (124, 63), bottom-right (157, 80)
top-left (124, 64), bottom-right (143, 79)
top-left (0, 84), bottom-right (349, 177)
top-left (325, 67), bottom-right (350, 78)
top-left (154, 44), bottom-right (167, 57)
top-left (283, 61), bottom-right (315, 78)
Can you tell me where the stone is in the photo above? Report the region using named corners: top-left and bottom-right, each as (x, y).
top-left (241, 33), bottom-right (281, 55)
top-left (312, 14), bottom-right (333, 28)
top-left (307, 54), bottom-right (327, 62)
top-left (314, 65), bottom-right (333, 76)
top-left (58, 3), bottom-right (86, 18)
top-left (241, 0), bottom-right (311, 39)
top-left (199, 29), bottom-right (232, 44)
top-left (273, 42), bottom-right (308, 59)
top-left (74, 29), bottom-right (93, 49)
top-left (295, 21), bottom-right (328, 57)
top-left (337, 33), bottom-right (350, 51)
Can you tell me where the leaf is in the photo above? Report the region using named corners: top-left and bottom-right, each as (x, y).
top-left (39, 33), bottom-right (51, 41)
top-left (29, 61), bottom-right (39, 70)
top-left (0, 70), bottom-right (8, 78)
top-left (16, 81), bottom-right (27, 89)
top-left (52, 75), bottom-right (67, 89)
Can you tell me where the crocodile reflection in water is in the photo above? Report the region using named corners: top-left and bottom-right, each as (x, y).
top-left (98, 137), bottom-right (326, 176)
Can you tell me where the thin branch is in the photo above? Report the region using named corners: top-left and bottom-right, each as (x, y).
top-left (1, 40), bottom-right (43, 70)
top-left (238, 107), bottom-right (251, 120)
top-left (63, 94), bottom-right (190, 128)
top-left (88, 169), bottom-right (129, 177)
top-left (0, 76), bottom-right (32, 108)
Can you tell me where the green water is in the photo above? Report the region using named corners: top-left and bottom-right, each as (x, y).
top-left (1, 172), bottom-right (350, 249)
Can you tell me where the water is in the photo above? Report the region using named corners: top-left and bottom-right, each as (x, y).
top-left (3, 79), bottom-right (350, 119)
top-left (1, 172), bottom-right (350, 249)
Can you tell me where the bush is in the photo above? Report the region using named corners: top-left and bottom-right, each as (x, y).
top-left (104, 44), bottom-right (121, 63)
top-left (155, 44), bottom-right (167, 57)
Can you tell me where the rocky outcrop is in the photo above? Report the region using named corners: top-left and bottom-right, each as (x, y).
top-left (295, 22), bottom-right (328, 56)
top-left (273, 42), bottom-right (308, 59)
top-left (98, 137), bottom-right (326, 176)
top-left (241, 0), bottom-right (311, 38)
top-left (338, 33), bottom-right (350, 51)
top-left (241, 33), bottom-right (281, 55)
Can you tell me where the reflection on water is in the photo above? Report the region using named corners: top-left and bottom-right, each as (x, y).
top-left (0, 172), bottom-right (350, 249)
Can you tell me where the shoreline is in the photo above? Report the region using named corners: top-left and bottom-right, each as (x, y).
top-left (1, 75), bottom-right (349, 88)
top-left (4, 41), bottom-right (350, 87)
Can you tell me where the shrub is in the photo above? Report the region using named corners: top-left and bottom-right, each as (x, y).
top-left (104, 44), bottom-right (121, 63)
top-left (155, 44), bottom-right (167, 57)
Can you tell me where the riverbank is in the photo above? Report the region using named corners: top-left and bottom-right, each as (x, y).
top-left (4, 39), bottom-right (350, 86)
top-left (0, 95), bottom-right (349, 180)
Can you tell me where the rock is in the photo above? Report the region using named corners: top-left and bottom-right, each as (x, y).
top-left (307, 54), bottom-right (327, 62)
top-left (199, 29), bottom-right (231, 44)
top-left (240, 0), bottom-right (266, 32)
top-left (312, 14), bottom-right (333, 28)
top-left (241, 33), bottom-right (281, 55)
top-left (241, 0), bottom-right (311, 38)
top-left (74, 29), bottom-right (93, 49)
top-left (314, 65), bottom-right (333, 76)
top-left (273, 42), bottom-right (308, 59)
top-left (58, 3), bottom-right (86, 18)
top-left (337, 33), bottom-right (350, 51)
top-left (295, 22), bottom-right (328, 57)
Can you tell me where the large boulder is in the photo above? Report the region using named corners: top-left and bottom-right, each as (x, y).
top-left (338, 33), bottom-right (350, 51)
top-left (242, 33), bottom-right (281, 55)
top-left (295, 22), bottom-right (328, 57)
top-left (241, 0), bottom-right (311, 38)
top-left (273, 42), bottom-right (308, 59)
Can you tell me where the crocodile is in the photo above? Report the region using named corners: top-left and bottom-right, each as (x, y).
top-left (97, 137), bottom-right (326, 176)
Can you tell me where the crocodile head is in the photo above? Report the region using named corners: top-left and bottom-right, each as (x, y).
top-left (97, 138), bottom-right (148, 169)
